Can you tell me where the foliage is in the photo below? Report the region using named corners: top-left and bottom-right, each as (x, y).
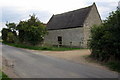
top-left (2, 14), bottom-right (47, 46)
top-left (7, 32), bottom-right (16, 43)
top-left (2, 23), bottom-right (17, 43)
top-left (106, 61), bottom-right (120, 72)
top-left (1, 28), bottom-right (11, 42)
top-left (89, 9), bottom-right (120, 62)
top-left (17, 14), bottom-right (47, 45)
top-left (6, 22), bottom-right (16, 32)
top-left (1, 72), bottom-right (12, 80)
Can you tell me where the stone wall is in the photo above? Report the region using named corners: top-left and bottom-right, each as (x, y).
top-left (83, 3), bottom-right (102, 48)
top-left (44, 27), bottom-right (84, 47)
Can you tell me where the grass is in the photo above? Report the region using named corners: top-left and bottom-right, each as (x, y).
top-left (106, 61), bottom-right (120, 72)
top-left (2, 42), bottom-right (81, 51)
top-left (0, 71), bottom-right (12, 80)
top-left (0, 71), bottom-right (2, 79)
top-left (2, 72), bottom-right (12, 80)
top-left (86, 56), bottom-right (120, 73)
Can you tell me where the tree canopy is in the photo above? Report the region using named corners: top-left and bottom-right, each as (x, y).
top-left (17, 15), bottom-right (47, 45)
top-left (2, 14), bottom-right (47, 45)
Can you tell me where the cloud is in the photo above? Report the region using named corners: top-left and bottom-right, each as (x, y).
top-left (0, 6), bottom-right (52, 31)
top-left (1, 0), bottom-right (119, 20)
top-left (1, 6), bottom-right (52, 23)
top-left (0, 0), bottom-right (86, 13)
top-left (2, 7), bottom-right (25, 23)
top-left (26, 10), bottom-right (52, 23)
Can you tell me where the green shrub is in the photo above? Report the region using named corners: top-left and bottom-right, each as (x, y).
top-left (2, 72), bottom-right (12, 80)
top-left (17, 14), bottom-right (47, 45)
top-left (1, 28), bottom-right (11, 42)
top-left (2, 23), bottom-right (17, 43)
top-left (7, 32), bottom-right (16, 43)
top-left (106, 61), bottom-right (120, 72)
top-left (88, 9), bottom-right (120, 62)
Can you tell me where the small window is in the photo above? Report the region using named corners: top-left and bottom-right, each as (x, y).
top-left (58, 36), bottom-right (62, 41)
top-left (58, 36), bottom-right (62, 45)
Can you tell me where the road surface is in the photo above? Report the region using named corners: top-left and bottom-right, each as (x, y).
top-left (1, 43), bottom-right (118, 78)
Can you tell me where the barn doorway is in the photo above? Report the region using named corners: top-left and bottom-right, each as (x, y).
top-left (58, 36), bottom-right (62, 46)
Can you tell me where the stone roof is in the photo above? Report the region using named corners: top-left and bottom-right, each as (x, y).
top-left (47, 4), bottom-right (94, 30)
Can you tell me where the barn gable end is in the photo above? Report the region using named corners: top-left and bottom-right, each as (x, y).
top-left (83, 3), bottom-right (102, 47)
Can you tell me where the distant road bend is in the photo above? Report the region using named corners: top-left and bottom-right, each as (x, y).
top-left (1, 43), bottom-right (118, 78)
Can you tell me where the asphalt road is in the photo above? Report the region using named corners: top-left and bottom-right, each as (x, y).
top-left (1, 43), bottom-right (118, 78)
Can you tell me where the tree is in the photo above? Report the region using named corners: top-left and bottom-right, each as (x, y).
top-left (89, 9), bottom-right (120, 61)
top-left (1, 28), bottom-right (17, 43)
top-left (1, 28), bottom-right (11, 42)
top-left (1, 22), bottom-right (17, 43)
top-left (7, 32), bottom-right (16, 43)
top-left (2, 14), bottom-right (47, 45)
top-left (6, 22), bottom-right (16, 32)
top-left (6, 22), bottom-right (17, 36)
top-left (17, 14), bottom-right (47, 45)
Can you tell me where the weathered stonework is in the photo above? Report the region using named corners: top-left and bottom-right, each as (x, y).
top-left (83, 3), bottom-right (102, 48)
top-left (44, 27), bottom-right (84, 47)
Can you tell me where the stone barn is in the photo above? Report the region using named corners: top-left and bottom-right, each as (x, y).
top-left (44, 3), bottom-right (102, 48)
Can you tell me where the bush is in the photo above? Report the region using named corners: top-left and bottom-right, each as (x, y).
top-left (7, 32), bottom-right (16, 43)
top-left (2, 22), bottom-right (18, 43)
top-left (89, 9), bottom-right (120, 62)
top-left (2, 72), bottom-right (12, 80)
top-left (1, 28), bottom-right (11, 42)
top-left (17, 14), bottom-right (47, 45)
top-left (106, 61), bottom-right (120, 72)
top-left (1, 28), bottom-right (17, 43)
top-left (2, 14), bottom-right (47, 46)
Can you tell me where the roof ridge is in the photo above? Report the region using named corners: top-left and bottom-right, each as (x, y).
top-left (54, 4), bottom-right (93, 16)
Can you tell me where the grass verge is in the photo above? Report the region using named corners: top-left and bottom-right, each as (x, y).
top-left (0, 71), bottom-right (1, 79)
top-left (87, 56), bottom-right (120, 73)
top-left (2, 42), bottom-right (81, 51)
top-left (106, 61), bottom-right (120, 72)
top-left (0, 71), bottom-right (12, 80)
top-left (2, 72), bottom-right (12, 80)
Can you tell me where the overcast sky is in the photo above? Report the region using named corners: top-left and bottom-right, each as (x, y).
top-left (0, 0), bottom-right (120, 30)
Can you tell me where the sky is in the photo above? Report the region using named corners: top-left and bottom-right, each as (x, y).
top-left (0, 0), bottom-right (120, 31)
